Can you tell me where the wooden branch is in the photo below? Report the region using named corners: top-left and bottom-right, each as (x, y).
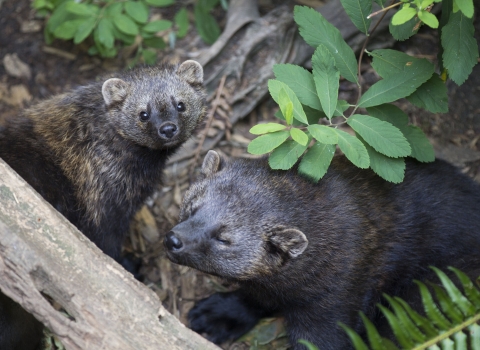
top-left (0, 158), bottom-right (219, 350)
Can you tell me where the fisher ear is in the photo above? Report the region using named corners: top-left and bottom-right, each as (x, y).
top-left (102, 78), bottom-right (129, 106)
top-left (268, 227), bottom-right (308, 259)
top-left (200, 150), bottom-right (222, 179)
top-left (177, 60), bottom-right (203, 85)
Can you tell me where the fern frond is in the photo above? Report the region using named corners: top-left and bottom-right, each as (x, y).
top-left (343, 267), bottom-right (480, 350)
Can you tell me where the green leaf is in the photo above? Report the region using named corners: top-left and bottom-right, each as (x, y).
top-left (250, 123), bottom-right (286, 135)
top-left (453, 0), bottom-right (474, 17)
top-left (273, 64), bottom-right (322, 111)
top-left (97, 18), bottom-right (115, 49)
top-left (359, 312), bottom-right (387, 350)
top-left (448, 267), bottom-right (480, 307)
top-left (74, 17), bottom-right (96, 44)
top-left (279, 88), bottom-right (294, 125)
top-left (268, 80), bottom-right (309, 125)
top-left (143, 36), bottom-right (166, 49)
top-left (374, 0), bottom-right (388, 6)
top-left (358, 57), bottom-right (434, 108)
top-left (428, 283), bottom-right (464, 323)
top-left (406, 74), bottom-right (448, 113)
top-left (339, 323), bottom-right (370, 350)
top-left (297, 340), bottom-right (320, 350)
top-left (142, 49), bottom-right (157, 65)
top-left (362, 139), bottom-right (406, 183)
top-left (377, 305), bottom-right (415, 349)
top-left (389, 15), bottom-right (419, 41)
top-left (441, 11), bottom-right (478, 85)
top-left (194, 6), bottom-right (220, 44)
top-left (105, 2), bottom-right (124, 17)
top-left (403, 126), bottom-right (435, 162)
top-left (431, 266), bottom-right (476, 317)
top-left (65, 2), bottom-right (96, 16)
top-left (383, 295), bottom-right (427, 343)
top-left (125, 1), bottom-right (149, 24)
top-left (347, 115), bottom-right (410, 158)
top-left (54, 19), bottom-right (85, 40)
top-left (247, 131), bottom-right (290, 155)
top-left (312, 45), bottom-right (340, 119)
top-left (369, 49), bottom-right (434, 79)
top-left (335, 100), bottom-right (350, 117)
top-left (395, 297), bottom-right (438, 338)
top-left (366, 104), bottom-right (408, 130)
top-left (143, 19), bottom-right (172, 33)
top-left (290, 128), bottom-right (309, 146)
top-left (144, 0), bottom-right (174, 6)
top-left (335, 129), bottom-right (370, 168)
top-left (174, 7), bottom-right (189, 38)
top-left (294, 6), bottom-right (358, 84)
top-left (414, 280), bottom-right (451, 330)
top-left (269, 140), bottom-right (308, 170)
top-left (113, 14), bottom-right (139, 35)
top-left (307, 125), bottom-right (338, 144)
top-left (392, 6), bottom-right (417, 25)
top-left (469, 323), bottom-right (480, 349)
top-left (418, 10), bottom-right (439, 28)
top-left (303, 105), bottom-right (328, 124)
top-left (298, 142), bottom-right (336, 182)
top-left (339, 0), bottom-right (372, 33)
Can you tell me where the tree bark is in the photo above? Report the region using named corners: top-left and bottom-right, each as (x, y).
top-left (0, 158), bottom-right (219, 350)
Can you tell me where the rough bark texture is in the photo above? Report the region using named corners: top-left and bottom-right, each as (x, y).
top-left (0, 158), bottom-right (219, 350)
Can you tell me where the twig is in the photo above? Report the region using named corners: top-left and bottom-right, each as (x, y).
top-left (189, 75), bottom-right (228, 175)
top-left (367, 1), bottom-right (401, 19)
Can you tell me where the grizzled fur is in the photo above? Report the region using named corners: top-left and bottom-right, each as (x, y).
top-left (165, 150), bottom-right (480, 349)
top-left (0, 60), bottom-right (205, 350)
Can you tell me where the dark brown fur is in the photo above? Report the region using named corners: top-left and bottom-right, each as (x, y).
top-left (0, 60), bottom-right (206, 349)
top-left (165, 151), bottom-right (480, 349)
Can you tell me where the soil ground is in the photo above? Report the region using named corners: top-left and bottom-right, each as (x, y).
top-left (0, 1), bottom-right (479, 349)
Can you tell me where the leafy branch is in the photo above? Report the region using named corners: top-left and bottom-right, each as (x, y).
top-left (247, 0), bottom-right (478, 183)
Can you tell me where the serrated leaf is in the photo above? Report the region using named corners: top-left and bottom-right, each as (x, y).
top-left (74, 17), bottom-right (96, 44)
top-left (389, 15), bottom-right (420, 41)
top-left (273, 64), bottom-right (322, 111)
top-left (247, 131), bottom-right (290, 155)
top-left (366, 104), bottom-right (409, 130)
top-left (144, 0), bottom-right (174, 6)
top-left (97, 18), bottom-right (115, 49)
top-left (269, 140), bottom-right (308, 170)
top-left (298, 142), bottom-right (335, 182)
top-left (347, 115), bottom-right (410, 157)
top-left (54, 19), bottom-right (85, 40)
top-left (441, 11), bottom-right (478, 85)
top-left (307, 125), bottom-right (338, 144)
top-left (339, 0), bottom-right (371, 33)
top-left (294, 6), bottom-right (358, 84)
top-left (392, 6), bottom-right (417, 25)
top-left (335, 129), bottom-right (370, 168)
top-left (174, 7), bottom-right (189, 38)
top-left (431, 266), bottom-right (476, 317)
top-left (414, 280), bottom-right (451, 330)
top-left (358, 57), bottom-right (434, 108)
top-left (403, 125), bottom-right (435, 162)
top-left (113, 14), bottom-right (139, 35)
top-left (194, 6), bottom-right (220, 44)
top-left (454, 0), bottom-right (474, 17)
top-left (303, 105), bottom-right (328, 124)
top-left (143, 19), bottom-right (172, 33)
top-left (369, 49), bottom-right (433, 79)
top-left (250, 123), bottom-right (286, 135)
top-left (312, 45), bottom-right (340, 119)
top-left (339, 322), bottom-right (370, 350)
top-left (406, 74), bottom-right (448, 113)
top-left (418, 10), bottom-right (439, 28)
top-left (279, 88), bottom-right (294, 125)
top-left (290, 128), bottom-right (309, 146)
top-left (125, 1), bottom-right (149, 24)
top-left (377, 305), bottom-right (415, 349)
top-left (65, 2), bottom-right (96, 16)
top-left (362, 139), bottom-right (406, 183)
top-left (268, 80), bottom-right (309, 125)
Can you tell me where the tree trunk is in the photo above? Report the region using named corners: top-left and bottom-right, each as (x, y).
top-left (0, 158), bottom-right (219, 350)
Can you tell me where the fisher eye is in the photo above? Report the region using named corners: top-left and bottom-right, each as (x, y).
top-left (139, 111), bottom-right (149, 121)
top-left (212, 226), bottom-right (230, 245)
top-left (176, 102), bottom-right (186, 112)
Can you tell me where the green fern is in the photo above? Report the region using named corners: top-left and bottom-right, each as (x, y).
top-left (336, 267), bottom-right (480, 350)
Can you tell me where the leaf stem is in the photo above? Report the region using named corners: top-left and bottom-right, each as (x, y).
top-left (367, 1), bottom-right (402, 19)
